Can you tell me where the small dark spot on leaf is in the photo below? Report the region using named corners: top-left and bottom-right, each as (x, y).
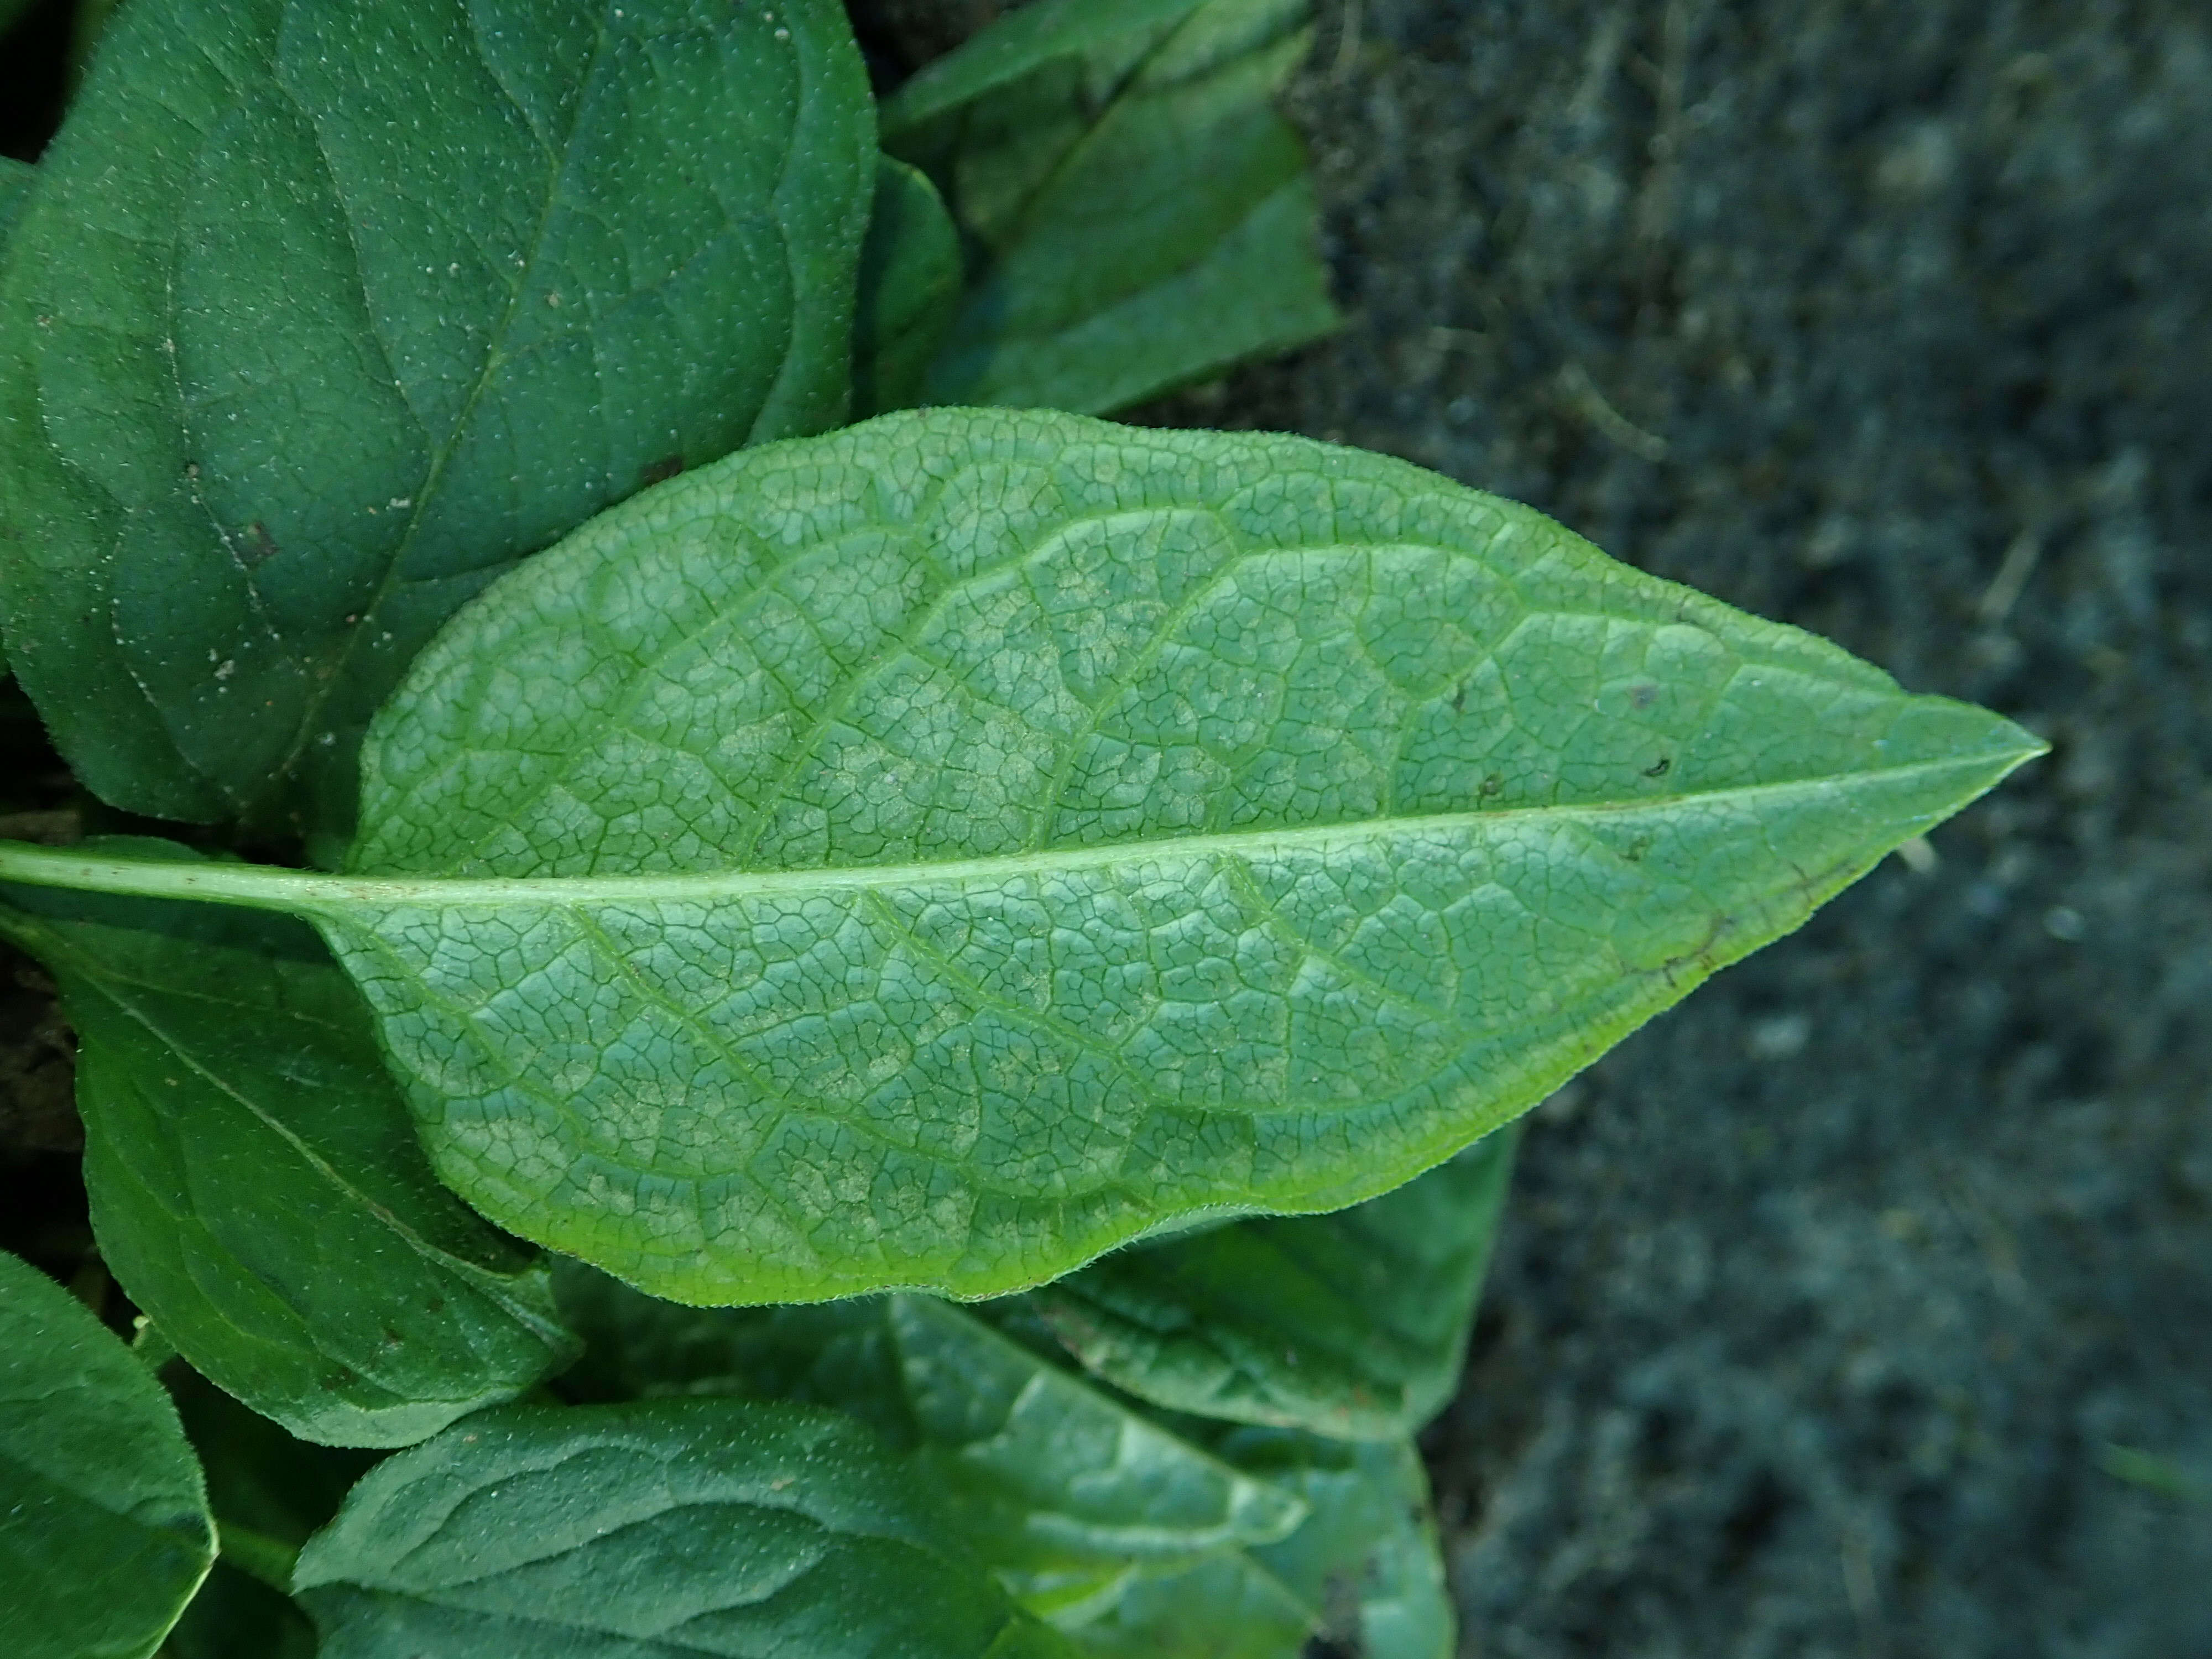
top-left (1644, 755), bottom-right (1672, 777)
top-left (1451, 681), bottom-right (1467, 713)
top-left (1480, 773), bottom-right (1504, 798)
top-left (640, 454), bottom-right (686, 488)
top-left (1629, 681), bottom-right (1658, 709)
top-left (241, 520), bottom-right (280, 565)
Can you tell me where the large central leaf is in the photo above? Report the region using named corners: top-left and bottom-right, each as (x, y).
top-left (0, 0), bottom-right (873, 833)
top-left (0, 410), bottom-right (2042, 1305)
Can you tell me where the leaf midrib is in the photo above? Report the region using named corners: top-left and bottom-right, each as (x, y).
top-left (0, 752), bottom-right (2029, 915)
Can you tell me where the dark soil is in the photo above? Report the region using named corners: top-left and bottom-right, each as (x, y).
top-left (7, 2), bottom-right (2209, 1655)
top-left (1142, 2), bottom-right (2211, 1654)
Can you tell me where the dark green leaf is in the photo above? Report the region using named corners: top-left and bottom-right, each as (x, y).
top-left (0, 409), bottom-right (2044, 1306)
top-left (0, 0), bottom-right (874, 834)
top-left (884, 0), bottom-right (1339, 413)
top-left (0, 155), bottom-right (32, 250)
top-left (1035, 1126), bottom-right (1518, 1438)
top-left (0, 841), bottom-right (577, 1447)
top-left (166, 1566), bottom-right (320, 1659)
top-left (854, 155), bottom-right (963, 417)
top-left (0, 1248), bottom-right (216, 1659)
top-left (165, 1365), bottom-right (378, 1659)
top-left (555, 1270), bottom-right (1446, 1655)
top-left (168, 1360), bottom-right (379, 1547)
top-left (557, 1271), bottom-right (1308, 1623)
top-left (1127, 1426), bottom-right (1453, 1659)
top-left (291, 1400), bottom-right (1084, 1659)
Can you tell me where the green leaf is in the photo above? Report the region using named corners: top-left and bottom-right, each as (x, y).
top-left (1173, 1427), bottom-right (1453, 1659)
top-left (557, 1272), bottom-right (1308, 1623)
top-left (291, 1400), bottom-right (1084, 1659)
top-left (0, 841), bottom-right (578, 1448)
top-left (1034, 1126), bottom-right (1518, 1438)
top-left (883, 0), bottom-right (1339, 414)
top-left (555, 1271), bottom-right (1446, 1656)
top-left (853, 155), bottom-right (963, 418)
top-left (0, 1248), bottom-right (216, 1659)
top-left (0, 409), bottom-right (2046, 1307)
top-left (0, 155), bottom-right (32, 251)
top-left (0, 0), bottom-right (874, 835)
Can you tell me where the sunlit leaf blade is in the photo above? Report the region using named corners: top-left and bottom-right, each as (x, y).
top-left (336, 406), bottom-right (2038, 1303)
top-left (0, 1248), bottom-right (216, 1659)
top-left (0, 409), bottom-right (2045, 1306)
top-left (854, 155), bottom-right (963, 418)
top-left (883, 0), bottom-right (1339, 414)
top-left (1036, 1126), bottom-right (1518, 1438)
top-left (0, 0), bottom-right (874, 833)
top-left (291, 1400), bottom-right (1086, 1659)
top-left (0, 841), bottom-right (577, 1447)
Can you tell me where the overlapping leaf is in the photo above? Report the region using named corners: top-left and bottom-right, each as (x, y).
top-left (0, 0), bottom-right (874, 834)
top-left (559, 1272), bottom-right (1308, 1623)
top-left (0, 1249), bottom-right (216, 1659)
top-left (291, 1400), bottom-right (1083, 1658)
top-left (0, 409), bottom-right (2043, 1306)
top-left (853, 155), bottom-right (963, 417)
top-left (0, 840), bottom-right (577, 1447)
top-left (1036, 1125), bottom-right (1519, 1438)
top-left (555, 1269), bottom-right (1449, 1656)
top-left (883, 0), bottom-right (1339, 413)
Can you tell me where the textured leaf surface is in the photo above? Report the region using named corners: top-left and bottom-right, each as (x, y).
top-left (1035, 1125), bottom-right (1517, 1438)
top-left (853, 155), bottom-right (962, 418)
top-left (1202, 1427), bottom-right (1452, 1659)
top-left (0, 842), bottom-right (576, 1447)
top-left (557, 1272), bottom-right (1307, 1623)
top-left (292, 1400), bottom-right (1083, 1659)
top-left (883, 0), bottom-right (1338, 413)
top-left (0, 409), bottom-right (2043, 1306)
top-left (0, 1249), bottom-right (216, 1659)
top-left (0, 0), bottom-right (873, 831)
top-left (556, 1271), bottom-right (1444, 1655)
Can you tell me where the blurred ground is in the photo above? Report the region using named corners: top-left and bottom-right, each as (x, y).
top-left (1141, 2), bottom-right (2212, 1653)
top-left (7, 2), bottom-right (2210, 1655)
